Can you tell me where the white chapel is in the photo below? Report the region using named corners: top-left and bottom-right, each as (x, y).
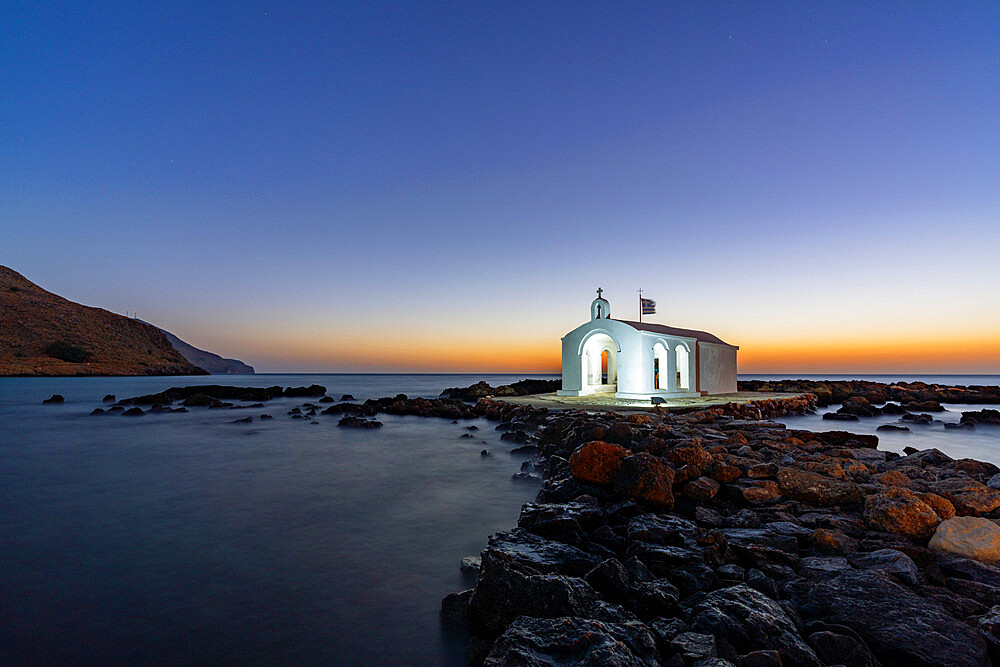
top-left (558, 289), bottom-right (738, 399)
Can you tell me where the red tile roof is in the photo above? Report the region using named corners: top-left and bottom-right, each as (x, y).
top-left (614, 320), bottom-right (734, 346)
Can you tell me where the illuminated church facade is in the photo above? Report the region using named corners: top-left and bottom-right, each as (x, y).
top-left (557, 289), bottom-right (739, 399)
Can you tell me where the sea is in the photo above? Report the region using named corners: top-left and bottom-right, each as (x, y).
top-left (1, 373), bottom-right (998, 664)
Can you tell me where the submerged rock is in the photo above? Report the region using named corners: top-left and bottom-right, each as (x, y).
top-left (42, 394), bottom-right (64, 404)
top-left (337, 416), bottom-right (383, 429)
top-left (876, 423), bottom-right (910, 432)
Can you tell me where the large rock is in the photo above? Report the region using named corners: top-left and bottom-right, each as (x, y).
top-left (807, 629), bottom-right (876, 667)
top-left (777, 467), bottom-right (862, 506)
top-left (978, 605), bottom-right (1000, 656)
top-left (849, 548), bottom-right (920, 585)
top-left (688, 584), bottom-right (821, 666)
top-left (937, 556), bottom-right (1000, 588)
top-left (569, 441), bottom-right (631, 484)
top-left (929, 516), bottom-right (1000, 562)
top-left (613, 454), bottom-right (675, 509)
top-left (483, 616), bottom-right (660, 666)
top-left (518, 502), bottom-right (605, 545)
top-left (468, 550), bottom-right (617, 638)
top-left (485, 528), bottom-right (601, 576)
top-left (863, 487), bottom-right (940, 539)
top-left (784, 569), bottom-right (989, 667)
top-left (929, 478), bottom-right (1000, 516)
top-left (627, 513), bottom-right (696, 546)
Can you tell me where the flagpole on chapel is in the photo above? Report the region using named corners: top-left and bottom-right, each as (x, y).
top-left (638, 288), bottom-right (642, 323)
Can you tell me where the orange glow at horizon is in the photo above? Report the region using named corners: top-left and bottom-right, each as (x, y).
top-left (738, 333), bottom-right (1000, 374)
top-left (227, 327), bottom-right (1000, 375)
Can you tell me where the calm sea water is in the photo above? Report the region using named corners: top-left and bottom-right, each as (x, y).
top-left (1, 372), bottom-right (998, 664)
top-left (0, 374), bottom-right (557, 665)
top-left (740, 375), bottom-right (1000, 466)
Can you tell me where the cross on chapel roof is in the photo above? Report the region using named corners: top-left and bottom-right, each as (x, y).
top-left (596, 287), bottom-right (603, 298)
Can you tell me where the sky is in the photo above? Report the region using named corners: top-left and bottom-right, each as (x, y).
top-left (2, 1), bottom-right (999, 373)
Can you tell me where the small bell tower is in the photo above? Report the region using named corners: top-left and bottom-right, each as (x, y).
top-left (590, 287), bottom-right (611, 320)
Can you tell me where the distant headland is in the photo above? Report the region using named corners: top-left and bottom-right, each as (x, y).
top-left (0, 266), bottom-right (253, 376)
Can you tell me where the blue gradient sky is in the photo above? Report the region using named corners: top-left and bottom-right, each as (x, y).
top-left (3, 2), bottom-right (999, 372)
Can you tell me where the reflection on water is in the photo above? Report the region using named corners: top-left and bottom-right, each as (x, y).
top-left (0, 374), bottom-right (553, 664)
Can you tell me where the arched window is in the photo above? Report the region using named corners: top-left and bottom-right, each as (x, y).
top-left (652, 342), bottom-right (668, 390)
top-left (676, 345), bottom-right (690, 390)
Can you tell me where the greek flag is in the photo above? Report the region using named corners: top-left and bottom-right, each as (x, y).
top-left (640, 297), bottom-right (656, 315)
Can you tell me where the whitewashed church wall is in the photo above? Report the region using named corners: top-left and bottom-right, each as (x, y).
top-left (698, 342), bottom-right (738, 394)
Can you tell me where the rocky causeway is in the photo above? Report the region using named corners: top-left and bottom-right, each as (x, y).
top-left (438, 379), bottom-right (1000, 666)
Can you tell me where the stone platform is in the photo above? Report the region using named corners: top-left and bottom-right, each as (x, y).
top-left (493, 391), bottom-right (808, 413)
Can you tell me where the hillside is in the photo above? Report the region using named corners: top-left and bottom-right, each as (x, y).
top-left (0, 266), bottom-right (207, 376)
top-left (159, 328), bottom-right (255, 374)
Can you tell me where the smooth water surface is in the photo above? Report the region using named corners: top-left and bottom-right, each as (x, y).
top-left (742, 375), bottom-right (1000, 465)
top-left (3, 372), bottom-right (998, 663)
top-left (0, 374), bottom-right (556, 665)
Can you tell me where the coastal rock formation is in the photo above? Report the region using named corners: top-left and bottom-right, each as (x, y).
top-left (484, 616), bottom-right (659, 666)
top-left (0, 266), bottom-right (206, 376)
top-left (739, 378), bottom-right (1000, 406)
top-left (441, 384), bottom-right (1000, 666)
top-left (440, 379), bottom-right (561, 401)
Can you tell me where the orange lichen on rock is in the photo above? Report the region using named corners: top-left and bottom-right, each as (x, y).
top-left (568, 441), bottom-right (632, 484)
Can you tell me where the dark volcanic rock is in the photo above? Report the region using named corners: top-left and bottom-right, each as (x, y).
top-left (102, 394), bottom-right (115, 403)
top-left (483, 616), bottom-right (659, 666)
top-left (485, 529), bottom-right (601, 577)
top-left (806, 630), bottom-right (875, 667)
top-left (42, 394), bottom-right (64, 404)
top-left (877, 423), bottom-right (910, 432)
top-left (822, 412), bottom-right (859, 421)
top-left (962, 409), bottom-right (1000, 425)
top-left (784, 569), bottom-right (989, 667)
top-left (123, 407), bottom-right (144, 416)
top-left (467, 551), bottom-right (621, 638)
top-left (441, 378), bottom-right (561, 401)
top-left (688, 584), bottom-right (821, 666)
top-left (337, 416), bottom-right (383, 429)
top-left (283, 384), bottom-right (327, 398)
top-left (121, 384), bottom-right (285, 406)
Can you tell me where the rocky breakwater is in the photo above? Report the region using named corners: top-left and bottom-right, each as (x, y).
top-left (441, 379), bottom-right (562, 401)
top-left (739, 378), bottom-right (1000, 408)
top-left (444, 394), bottom-right (1000, 666)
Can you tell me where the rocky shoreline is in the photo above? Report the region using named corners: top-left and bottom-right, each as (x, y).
top-left (443, 385), bottom-right (1000, 666)
top-left (739, 378), bottom-right (1000, 407)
